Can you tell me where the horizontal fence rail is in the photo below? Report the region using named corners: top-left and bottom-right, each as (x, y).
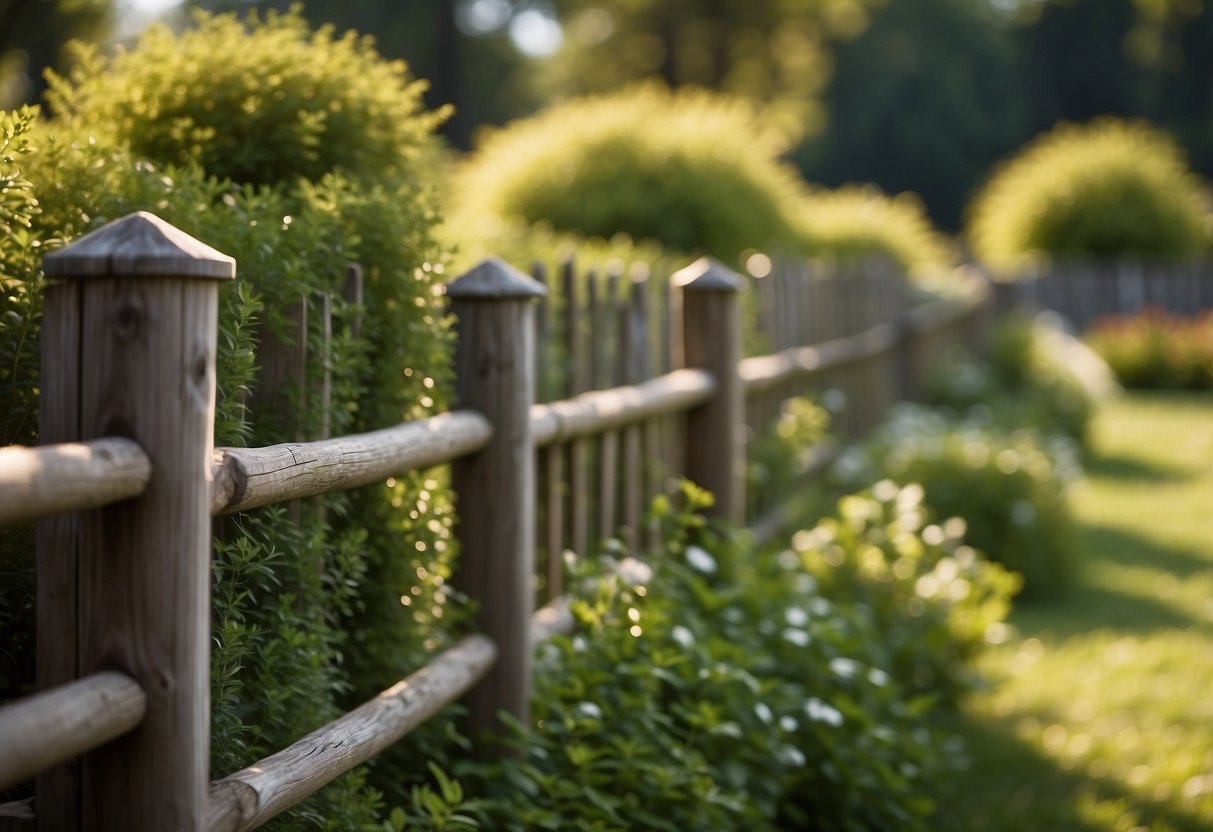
top-left (0, 672), bottom-right (147, 790)
top-left (530, 368), bottom-right (715, 447)
top-left (205, 600), bottom-right (577, 832)
top-left (206, 635), bottom-right (498, 832)
top-left (0, 438), bottom-right (151, 528)
top-left (739, 322), bottom-right (900, 394)
top-left (211, 410), bottom-right (494, 514)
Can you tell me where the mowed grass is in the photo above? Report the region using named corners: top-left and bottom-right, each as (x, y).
top-left (939, 393), bottom-right (1213, 831)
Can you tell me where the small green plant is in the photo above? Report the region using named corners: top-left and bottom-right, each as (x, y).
top-left (794, 481), bottom-right (1020, 703)
top-left (748, 395), bottom-right (833, 517)
top-left (839, 404), bottom-right (1080, 599)
top-left (448, 83), bottom-right (806, 267)
top-left (1085, 309), bottom-right (1213, 390)
top-left (967, 118), bottom-right (1211, 271)
top-left (794, 185), bottom-right (954, 276)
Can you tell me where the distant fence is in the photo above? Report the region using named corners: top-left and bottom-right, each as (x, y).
top-left (993, 260), bottom-right (1213, 332)
top-left (0, 212), bottom-right (990, 830)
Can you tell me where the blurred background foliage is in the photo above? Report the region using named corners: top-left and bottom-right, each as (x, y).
top-left (3, 0), bottom-right (1201, 235)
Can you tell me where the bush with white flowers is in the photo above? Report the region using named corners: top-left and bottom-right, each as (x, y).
top-left (415, 482), bottom-right (1016, 831)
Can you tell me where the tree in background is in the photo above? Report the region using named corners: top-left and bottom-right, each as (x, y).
top-left (527, 0), bottom-right (881, 145)
top-left (799, 0), bottom-right (1029, 232)
top-left (0, 0), bottom-right (111, 107)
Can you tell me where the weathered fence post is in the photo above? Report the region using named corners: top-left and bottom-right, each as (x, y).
top-left (672, 258), bottom-right (745, 524)
top-left (447, 258), bottom-right (545, 743)
top-left (893, 270), bottom-right (922, 403)
top-left (39, 212), bottom-right (233, 831)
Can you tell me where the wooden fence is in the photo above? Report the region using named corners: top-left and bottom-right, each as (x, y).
top-left (993, 259), bottom-right (1213, 331)
top-left (0, 212), bottom-right (990, 830)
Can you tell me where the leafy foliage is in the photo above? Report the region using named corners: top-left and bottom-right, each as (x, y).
top-left (44, 7), bottom-right (447, 188)
top-left (448, 84), bottom-right (806, 267)
top-left (1086, 308), bottom-right (1213, 390)
top-left (427, 483), bottom-right (1015, 831)
top-left (839, 405), bottom-right (1080, 599)
top-left (794, 185), bottom-right (954, 275)
top-left (966, 117), bottom-right (1211, 270)
top-left (929, 315), bottom-right (1115, 446)
top-left (0, 107), bottom-right (48, 713)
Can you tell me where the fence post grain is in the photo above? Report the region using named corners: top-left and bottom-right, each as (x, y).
top-left (40, 211), bottom-right (233, 831)
top-left (673, 258), bottom-right (745, 524)
top-left (446, 258), bottom-right (546, 744)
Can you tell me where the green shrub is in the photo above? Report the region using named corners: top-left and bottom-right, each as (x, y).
top-left (794, 185), bottom-right (954, 276)
top-left (967, 118), bottom-right (1211, 271)
top-left (929, 314), bottom-right (1116, 446)
top-left (426, 483), bottom-right (1015, 831)
top-left (839, 405), bottom-right (1080, 599)
top-left (448, 83), bottom-right (806, 266)
top-left (44, 8), bottom-right (447, 188)
top-left (1086, 309), bottom-right (1213, 390)
top-left (793, 481), bottom-right (1020, 704)
top-left (4, 10), bottom-right (458, 826)
top-left (0, 107), bottom-right (46, 714)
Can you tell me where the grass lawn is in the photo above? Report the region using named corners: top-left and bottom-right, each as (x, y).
top-left (938, 392), bottom-right (1213, 831)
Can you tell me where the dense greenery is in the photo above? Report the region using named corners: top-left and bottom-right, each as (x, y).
top-left (1, 10), bottom-right (459, 825)
top-left (449, 84), bottom-right (956, 280)
top-left (795, 185), bottom-right (954, 275)
top-left (45, 8), bottom-right (447, 188)
top-left (930, 315), bottom-right (1115, 447)
top-left (448, 83), bottom-right (805, 266)
top-left (0, 107), bottom-right (47, 713)
top-left (409, 483), bottom-right (1015, 831)
top-left (966, 118), bottom-right (1211, 270)
top-left (841, 404), bottom-right (1080, 599)
top-left (1086, 310), bottom-right (1213, 390)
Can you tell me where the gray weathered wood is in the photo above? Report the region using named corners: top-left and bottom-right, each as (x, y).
top-left (543, 445), bottom-right (565, 597)
top-left (673, 258), bottom-right (745, 522)
top-left (0, 438), bottom-right (150, 529)
top-left (447, 258), bottom-right (544, 743)
top-left (41, 212), bottom-right (235, 281)
top-left (0, 672), bottom-right (146, 790)
top-left (35, 280), bottom-right (83, 831)
top-left (204, 635), bottom-right (497, 832)
top-left (211, 411), bottom-right (493, 514)
top-left (48, 211), bottom-right (232, 832)
top-left (529, 369), bottom-right (715, 447)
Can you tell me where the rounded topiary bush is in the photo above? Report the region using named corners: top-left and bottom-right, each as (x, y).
top-left (966, 118), bottom-right (1211, 271)
top-left (794, 185), bottom-right (954, 276)
top-left (448, 83), bottom-right (805, 266)
top-left (44, 8), bottom-right (447, 188)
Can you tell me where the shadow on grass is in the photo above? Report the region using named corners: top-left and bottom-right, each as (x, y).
top-left (1086, 452), bottom-right (1190, 484)
top-left (936, 709), bottom-right (1209, 832)
top-left (1080, 523), bottom-right (1212, 580)
top-left (1012, 581), bottom-right (1201, 637)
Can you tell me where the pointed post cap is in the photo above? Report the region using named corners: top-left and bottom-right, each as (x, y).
top-left (445, 257), bottom-right (547, 300)
top-left (671, 257), bottom-right (746, 293)
top-left (43, 212), bottom-right (235, 281)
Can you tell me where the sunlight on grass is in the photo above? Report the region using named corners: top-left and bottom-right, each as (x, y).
top-left (941, 393), bottom-right (1213, 832)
